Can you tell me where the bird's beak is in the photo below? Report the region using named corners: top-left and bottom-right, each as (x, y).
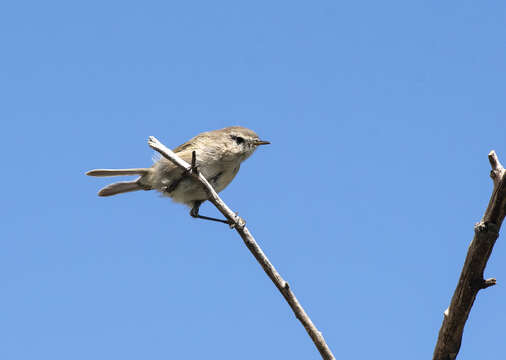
top-left (254, 139), bottom-right (270, 146)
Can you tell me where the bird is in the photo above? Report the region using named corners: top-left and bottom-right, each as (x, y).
top-left (86, 126), bottom-right (270, 223)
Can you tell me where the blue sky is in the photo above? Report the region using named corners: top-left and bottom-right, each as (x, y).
top-left (1, 1), bottom-right (505, 359)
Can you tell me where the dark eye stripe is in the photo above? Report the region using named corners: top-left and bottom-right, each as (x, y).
top-left (231, 135), bottom-right (245, 145)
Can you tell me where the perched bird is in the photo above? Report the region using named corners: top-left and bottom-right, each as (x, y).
top-left (86, 126), bottom-right (270, 223)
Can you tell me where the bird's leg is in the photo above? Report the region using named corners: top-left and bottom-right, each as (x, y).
top-left (190, 200), bottom-right (231, 224)
top-left (187, 152), bottom-right (230, 224)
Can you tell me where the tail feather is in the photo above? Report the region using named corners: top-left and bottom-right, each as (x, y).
top-left (86, 168), bottom-right (149, 177)
top-left (98, 181), bottom-right (144, 197)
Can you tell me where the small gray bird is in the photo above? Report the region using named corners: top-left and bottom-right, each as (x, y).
top-left (86, 126), bottom-right (270, 223)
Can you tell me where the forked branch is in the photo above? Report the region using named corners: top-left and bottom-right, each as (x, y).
top-left (433, 151), bottom-right (506, 360)
top-left (148, 136), bottom-right (335, 360)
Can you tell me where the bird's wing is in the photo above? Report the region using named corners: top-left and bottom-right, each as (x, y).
top-left (176, 149), bottom-right (194, 164)
top-left (173, 140), bottom-right (194, 153)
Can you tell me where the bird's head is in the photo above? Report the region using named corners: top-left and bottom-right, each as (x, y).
top-left (223, 126), bottom-right (270, 161)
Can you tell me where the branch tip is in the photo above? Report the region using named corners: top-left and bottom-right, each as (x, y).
top-left (488, 150), bottom-right (503, 171)
top-left (148, 135), bottom-right (157, 145)
top-left (482, 278), bottom-right (497, 289)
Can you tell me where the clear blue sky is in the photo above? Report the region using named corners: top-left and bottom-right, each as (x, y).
top-left (1, 1), bottom-right (505, 359)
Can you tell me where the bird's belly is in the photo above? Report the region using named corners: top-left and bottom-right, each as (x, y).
top-left (169, 178), bottom-right (208, 204)
top-left (164, 166), bottom-right (238, 205)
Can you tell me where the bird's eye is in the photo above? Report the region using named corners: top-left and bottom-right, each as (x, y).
top-left (231, 135), bottom-right (245, 145)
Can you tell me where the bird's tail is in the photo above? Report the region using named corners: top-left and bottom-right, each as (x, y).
top-left (96, 180), bottom-right (145, 197)
top-left (86, 168), bottom-right (151, 197)
top-left (86, 168), bottom-right (149, 177)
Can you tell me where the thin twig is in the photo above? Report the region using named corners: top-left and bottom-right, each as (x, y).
top-left (190, 150), bottom-right (197, 174)
top-left (148, 136), bottom-right (335, 360)
top-left (433, 150), bottom-right (506, 360)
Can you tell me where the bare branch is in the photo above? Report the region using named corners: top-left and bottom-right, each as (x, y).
top-left (433, 150), bottom-right (506, 360)
top-left (148, 136), bottom-right (335, 360)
